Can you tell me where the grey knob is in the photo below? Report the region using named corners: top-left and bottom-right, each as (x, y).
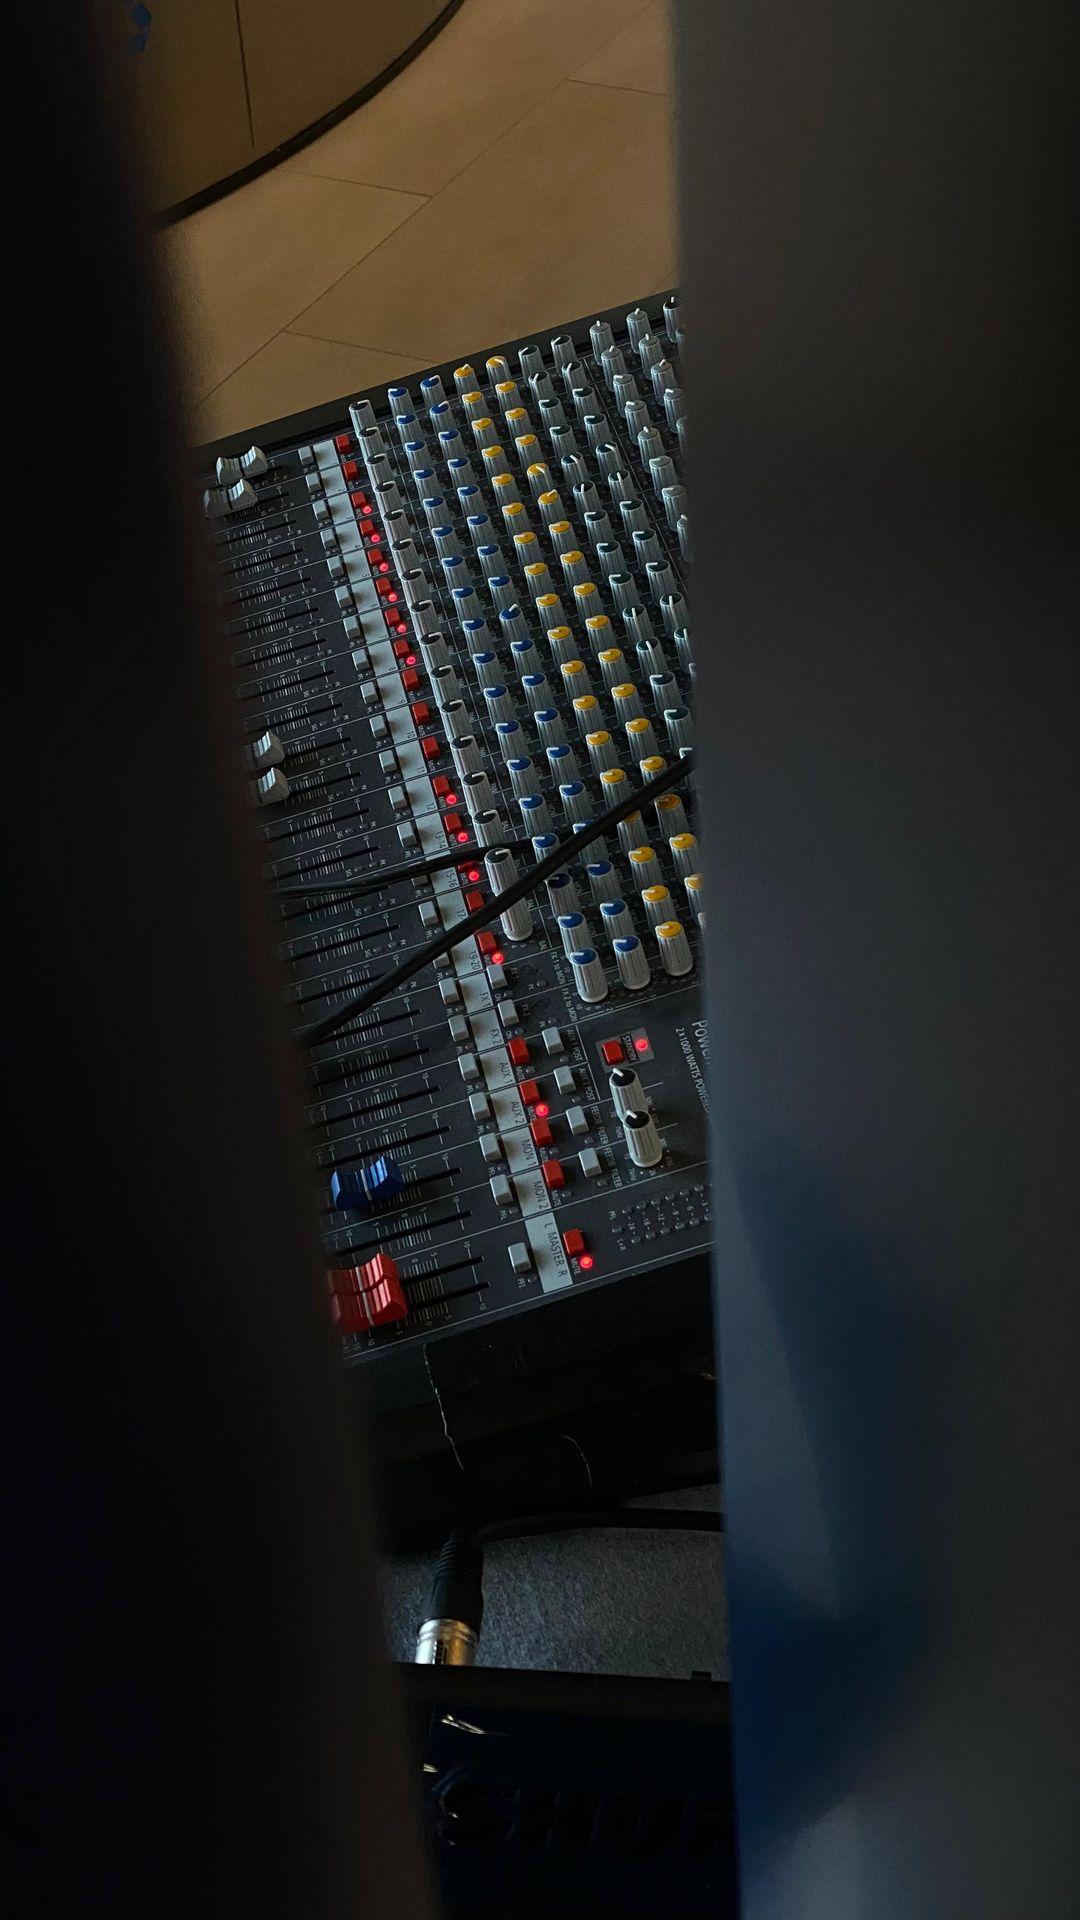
top-left (474, 808), bottom-right (509, 849)
top-left (614, 935), bottom-right (652, 991)
top-left (678, 513), bottom-right (691, 562)
top-left (559, 780), bottom-right (591, 826)
top-left (586, 859), bottom-right (621, 904)
top-left (660, 588), bottom-right (688, 632)
top-left (669, 832), bottom-right (698, 879)
top-left (462, 769), bottom-right (493, 813)
top-left (570, 947), bottom-right (608, 1004)
top-left (663, 295), bottom-right (682, 344)
top-left (642, 883), bottom-right (673, 928)
top-left (535, 708), bottom-right (567, 749)
top-left (655, 918), bottom-right (693, 977)
top-left (558, 910), bottom-right (590, 957)
top-left (546, 872), bottom-right (579, 915)
top-left (623, 1108), bottom-right (663, 1168)
top-left (485, 848), bottom-right (533, 942)
top-left (610, 1063), bottom-right (646, 1117)
top-left (519, 792), bottom-right (553, 835)
top-left (663, 384), bottom-right (687, 430)
top-left (599, 898), bottom-right (634, 942)
top-left (647, 558), bottom-right (677, 604)
top-left (590, 319), bottom-right (615, 358)
top-left (650, 455), bottom-right (679, 499)
top-left (625, 306), bottom-right (650, 347)
top-left (632, 527), bottom-right (662, 570)
top-left (664, 705), bottom-right (693, 750)
top-left (431, 663), bottom-right (464, 708)
top-left (450, 733), bottom-right (483, 780)
top-left (585, 729), bottom-right (620, 774)
top-left (638, 425), bottom-right (666, 467)
top-left (506, 754), bottom-right (536, 798)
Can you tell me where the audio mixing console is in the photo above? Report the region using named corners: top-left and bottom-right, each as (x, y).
top-left (197, 294), bottom-right (713, 1537)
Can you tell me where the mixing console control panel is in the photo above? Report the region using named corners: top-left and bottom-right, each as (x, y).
top-left (198, 294), bottom-right (710, 1455)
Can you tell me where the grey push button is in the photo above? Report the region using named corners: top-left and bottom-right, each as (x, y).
top-left (439, 979), bottom-right (461, 1007)
top-left (554, 1065), bottom-right (576, 1094)
top-left (448, 1015), bottom-right (470, 1045)
top-left (487, 964), bottom-right (507, 991)
top-left (389, 787), bottom-right (408, 812)
top-left (542, 1027), bottom-right (565, 1055)
top-left (369, 714), bottom-right (389, 742)
top-left (397, 823), bottom-right (418, 851)
top-left (579, 1147), bottom-right (603, 1178)
top-left (489, 1173), bottom-right (514, 1208)
top-left (508, 1241), bottom-right (532, 1277)
top-left (566, 1105), bottom-right (590, 1137)
top-left (479, 1132), bottom-right (503, 1165)
top-left (360, 680), bottom-right (379, 707)
top-left (379, 749), bottom-right (398, 776)
top-left (459, 1053), bottom-right (481, 1084)
top-left (420, 901), bottom-right (441, 929)
top-left (469, 1091), bottom-right (491, 1122)
top-left (498, 1001), bottom-right (519, 1028)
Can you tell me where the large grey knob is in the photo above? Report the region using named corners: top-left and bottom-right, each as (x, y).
top-left (610, 1064), bottom-right (646, 1117)
top-left (431, 663), bottom-right (463, 708)
top-left (485, 847), bottom-right (533, 941)
top-left (462, 769), bottom-right (494, 814)
top-left (614, 935), bottom-right (652, 990)
top-left (623, 1108), bottom-right (663, 1168)
top-left (625, 307), bottom-right (650, 347)
top-left (558, 910), bottom-right (590, 956)
top-left (570, 947), bottom-right (609, 1004)
top-left (450, 733), bottom-right (483, 780)
top-left (664, 705), bottom-right (693, 750)
top-left (655, 918), bottom-right (693, 977)
top-left (599, 898), bottom-right (634, 942)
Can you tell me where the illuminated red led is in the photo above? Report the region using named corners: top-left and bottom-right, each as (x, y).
top-left (456, 830), bottom-right (470, 844)
top-left (368, 531), bottom-right (382, 545)
top-left (534, 1101), bottom-right (550, 1118)
top-left (466, 868), bottom-right (481, 884)
top-left (579, 1254), bottom-right (595, 1271)
top-left (444, 791), bottom-right (458, 806)
top-left (634, 1036), bottom-right (650, 1053)
top-left (376, 559), bottom-right (391, 574)
top-left (405, 653), bottom-right (418, 666)
top-left (394, 621), bottom-right (407, 636)
top-left (491, 950), bottom-right (505, 967)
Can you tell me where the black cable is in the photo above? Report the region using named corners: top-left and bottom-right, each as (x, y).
top-left (303, 749), bottom-right (695, 1047)
top-left (272, 836), bottom-right (536, 899)
top-left (474, 1507), bottom-right (723, 1547)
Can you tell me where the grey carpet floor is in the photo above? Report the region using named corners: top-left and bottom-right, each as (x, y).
top-left (379, 1487), bottom-right (727, 1678)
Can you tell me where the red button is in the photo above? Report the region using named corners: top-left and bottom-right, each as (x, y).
top-left (400, 667), bottom-right (420, 694)
top-left (600, 1039), bottom-right (625, 1065)
top-left (443, 811), bottom-right (462, 835)
top-left (464, 889), bottom-right (485, 913)
top-left (341, 459), bottom-right (360, 481)
top-left (507, 1037), bottom-right (530, 1066)
top-left (411, 702), bottom-right (431, 726)
top-left (562, 1228), bottom-right (585, 1257)
top-left (541, 1158), bottom-right (565, 1190)
top-left (384, 609), bottom-right (405, 631)
top-left (350, 493), bottom-right (370, 514)
top-left (420, 736), bottom-right (440, 762)
top-left (334, 432), bottom-right (352, 453)
top-left (392, 637), bottom-right (411, 660)
top-left (476, 930), bottom-right (498, 956)
top-left (530, 1115), bottom-right (553, 1147)
top-left (518, 1079), bottom-right (541, 1107)
top-left (432, 775), bottom-right (451, 798)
